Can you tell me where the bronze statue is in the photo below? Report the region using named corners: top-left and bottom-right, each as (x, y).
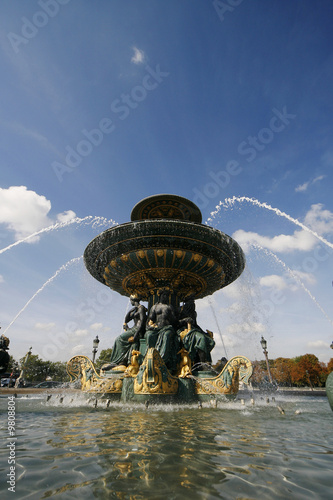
top-left (0, 333), bottom-right (10, 374)
top-left (145, 290), bottom-right (179, 372)
top-left (107, 295), bottom-right (146, 368)
top-left (178, 298), bottom-right (215, 368)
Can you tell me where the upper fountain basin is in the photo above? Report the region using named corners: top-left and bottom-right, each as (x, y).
top-left (84, 218), bottom-right (245, 301)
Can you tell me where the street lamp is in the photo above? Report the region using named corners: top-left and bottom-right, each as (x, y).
top-left (92, 335), bottom-right (100, 363)
top-left (330, 340), bottom-right (333, 350)
top-left (260, 336), bottom-right (273, 384)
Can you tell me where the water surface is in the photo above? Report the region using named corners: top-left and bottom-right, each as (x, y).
top-left (1, 393), bottom-right (332, 499)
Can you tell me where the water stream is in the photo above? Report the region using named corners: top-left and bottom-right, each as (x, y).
top-left (0, 215), bottom-right (117, 255)
top-left (207, 196), bottom-right (333, 251)
top-left (251, 243), bottom-right (333, 327)
top-left (3, 257), bottom-right (82, 335)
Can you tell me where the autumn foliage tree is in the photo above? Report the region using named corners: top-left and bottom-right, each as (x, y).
top-left (252, 354), bottom-right (329, 387)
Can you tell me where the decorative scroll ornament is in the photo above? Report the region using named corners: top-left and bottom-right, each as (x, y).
top-left (67, 355), bottom-right (123, 393)
top-left (134, 348), bottom-right (178, 395)
top-left (195, 356), bottom-right (253, 395)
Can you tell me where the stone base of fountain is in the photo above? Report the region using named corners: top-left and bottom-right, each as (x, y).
top-left (66, 350), bottom-right (253, 404)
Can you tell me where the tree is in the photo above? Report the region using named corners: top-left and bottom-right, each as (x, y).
top-left (7, 355), bottom-right (19, 375)
top-left (18, 355), bottom-right (69, 382)
top-left (49, 361), bottom-right (69, 381)
top-left (95, 348), bottom-right (113, 370)
top-left (290, 354), bottom-right (323, 387)
top-left (250, 360), bottom-right (266, 386)
top-left (271, 357), bottom-right (292, 386)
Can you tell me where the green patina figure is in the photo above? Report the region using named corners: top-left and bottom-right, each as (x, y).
top-left (108, 295), bottom-right (146, 367)
top-left (0, 333), bottom-right (10, 374)
top-left (178, 298), bottom-right (215, 368)
top-left (145, 290), bottom-right (179, 372)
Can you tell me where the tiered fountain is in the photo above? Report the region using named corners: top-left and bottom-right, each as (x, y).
top-left (67, 194), bottom-right (253, 403)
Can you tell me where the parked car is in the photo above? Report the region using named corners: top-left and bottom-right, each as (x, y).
top-left (0, 377), bottom-right (16, 387)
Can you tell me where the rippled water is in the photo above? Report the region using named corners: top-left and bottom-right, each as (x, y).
top-left (1, 393), bottom-right (332, 499)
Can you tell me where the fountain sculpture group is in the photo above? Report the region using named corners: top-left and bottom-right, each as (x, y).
top-left (67, 194), bottom-right (253, 403)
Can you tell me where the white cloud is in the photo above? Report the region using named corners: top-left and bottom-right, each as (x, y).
top-left (226, 321), bottom-right (265, 335)
top-left (295, 175), bottom-right (326, 193)
top-left (295, 181), bottom-right (309, 192)
top-left (0, 275), bottom-right (4, 283)
top-left (71, 344), bottom-right (87, 355)
top-left (90, 323), bottom-right (103, 331)
top-left (260, 275), bottom-right (287, 290)
top-left (313, 175), bottom-right (325, 183)
top-left (307, 340), bottom-right (329, 349)
top-left (35, 322), bottom-right (56, 331)
top-left (232, 204), bottom-right (333, 254)
top-left (57, 210), bottom-right (76, 224)
top-left (0, 186), bottom-right (76, 241)
top-left (131, 46), bottom-right (145, 64)
top-left (73, 329), bottom-right (89, 338)
top-left (304, 203), bottom-right (333, 235)
top-left (292, 270), bottom-right (316, 286)
top-left (233, 228), bottom-right (316, 253)
top-left (89, 323), bottom-right (111, 332)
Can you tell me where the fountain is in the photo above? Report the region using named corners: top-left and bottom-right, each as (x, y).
top-left (67, 194), bottom-right (253, 403)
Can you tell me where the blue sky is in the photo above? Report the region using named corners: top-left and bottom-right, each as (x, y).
top-left (0, 0), bottom-right (333, 365)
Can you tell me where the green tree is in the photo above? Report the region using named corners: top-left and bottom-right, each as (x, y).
top-left (18, 355), bottom-right (69, 382)
top-left (95, 348), bottom-right (113, 370)
top-left (48, 361), bottom-right (69, 381)
top-left (7, 355), bottom-right (20, 375)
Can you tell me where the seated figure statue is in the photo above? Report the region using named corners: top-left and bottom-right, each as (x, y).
top-left (107, 295), bottom-right (147, 368)
top-left (0, 333), bottom-right (10, 374)
top-left (177, 297), bottom-right (215, 368)
top-left (145, 289), bottom-right (179, 372)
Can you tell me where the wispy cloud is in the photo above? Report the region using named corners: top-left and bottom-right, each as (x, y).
top-left (295, 181), bottom-right (309, 192)
top-left (295, 174), bottom-right (326, 192)
top-left (0, 120), bottom-right (63, 157)
top-left (131, 46), bottom-right (145, 64)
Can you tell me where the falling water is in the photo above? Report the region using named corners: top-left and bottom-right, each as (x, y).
top-left (251, 243), bottom-right (333, 327)
top-left (0, 215), bottom-right (117, 255)
top-left (208, 297), bottom-right (229, 359)
top-left (207, 196), bottom-right (333, 251)
top-left (3, 256), bottom-right (82, 334)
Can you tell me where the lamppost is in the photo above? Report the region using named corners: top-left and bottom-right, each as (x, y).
top-left (330, 340), bottom-right (333, 350)
top-left (92, 336), bottom-right (100, 363)
top-left (260, 336), bottom-right (273, 384)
